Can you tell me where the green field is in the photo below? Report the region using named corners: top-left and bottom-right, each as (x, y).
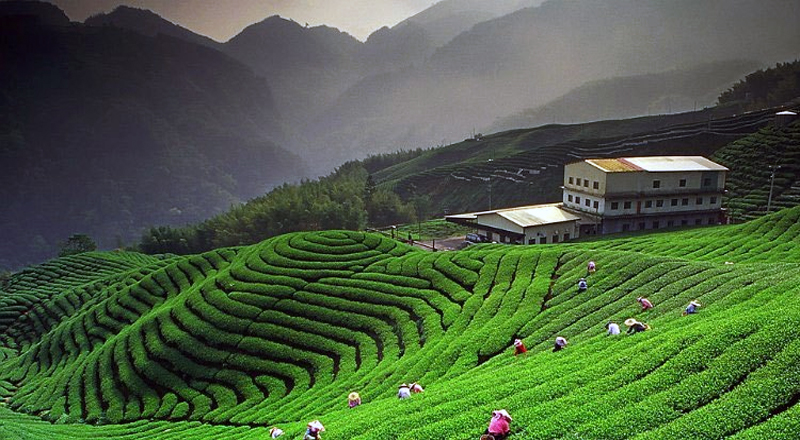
top-left (2, 207), bottom-right (800, 439)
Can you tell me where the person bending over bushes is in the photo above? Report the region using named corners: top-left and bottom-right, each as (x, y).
top-left (512, 338), bottom-right (527, 356)
top-left (303, 421), bottom-right (325, 440)
top-left (482, 409), bottom-right (513, 440)
top-left (625, 318), bottom-right (650, 334)
top-left (553, 336), bottom-right (568, 352)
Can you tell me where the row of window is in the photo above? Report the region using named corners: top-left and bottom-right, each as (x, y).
top-left (527, 233), bottom-right (570, 245)
top-left (566, 194), bottom-right (599, 210)
top-left (568, 177), bottom-right (600, 189)
top-left (609, 196), bottom-right (718, 210)
top-left (652, 177), bottom-right (714, 189)
top-left (568, 176), bottom-right (717, 191)
top-left (620, 216), bottom-right (718, 231)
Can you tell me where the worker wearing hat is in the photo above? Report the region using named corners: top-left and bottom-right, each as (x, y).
top-left (303, 420), bottom-right (325, 440)
top-left (348, 392), bottom-right (361, 408)
top-left (398, 383), bottom-right (411, 399)
top-left (625, 318), bottom-right (650, 334)
top-left (269, 426), bottom-right (284, 438)
top-left (483, 409), bottom-right (512, 440)
top-left (513, 338), bottom-right (527, 356)
top-left (683, 300), bottom-right (701, 315)
top-left (553, 336), bottom-right (568, 352)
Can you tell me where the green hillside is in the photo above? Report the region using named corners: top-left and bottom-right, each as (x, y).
top-left (2, 206), bottom-right (800, 438)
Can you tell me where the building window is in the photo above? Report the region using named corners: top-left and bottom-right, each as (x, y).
top-left (593, 201), bottom-right (599, 209)
top-left (575, 196), bottom-right (581, 204)
top-left (645, 200), bottom-right (653, 208)
top-left (710, 196), bottom-right (717, 204)
top-left (696, 197), bottom-right (703, 205)
top-left (695, 219), bottom-right (702, 225)
top-left (653, 221), bottom-right (660, 229)
top-left (569, 177), bottom-right (574, 184)
top-left (585, 198), bottom-right (591, 207)
top-left (528, 238), bottom-right (535, 244)
top-left (703, 177), bottom-right (712, 187)
top-left (593, 181), bottom-right (599, 189)
top-left (681, 220), bottom-right (688, 226)
top-left (638, 222), bottom-right (646, 230)
top-left (679, 179), bottom-right (687, 187)
top-left (552, 235), bottom-right (559, 244)
top-left (583, 179), bottom-right (589, 187)
top-left (624, 201), bottom-right (632, 209)
top-left (568, 195), bottom-right (573, 202)
top-left (656, 200), bottom-right (664, 207)
top-left (653, 180), bottom-right (661, 189)
top-left (539, 237), bottom-right (547, 244)
top-left (667, 220), bottom-right (674, 227)
top-left (622, 224), bottom-right (630, 232)
top-left (564, 233), bottom-right (570, 240)
top-left (682, 198), bottom-right (689, 206)
top-left (611, 202), bottom-right (619, 210)
top-left (671, 199), bottom-right (678, 206)
top-left (709, 217), bottom-right (716, 225)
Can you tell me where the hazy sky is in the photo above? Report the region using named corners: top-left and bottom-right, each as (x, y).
top-left (48, 0), bottom-right (436, 41)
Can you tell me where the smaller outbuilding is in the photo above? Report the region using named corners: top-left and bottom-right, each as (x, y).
top-left (445, 202), bottom-right (581, 244)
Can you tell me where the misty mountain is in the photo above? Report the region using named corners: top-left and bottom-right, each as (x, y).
top-left (392, 0), bottom-right (545, 48)
top-left (302, 0), bottom-right (800, 171)
top-left (223, 16), bottom-right (364, 131)
top-left (489, 60), bottom-right (763, 133)
top-left (0, 3), bottom-right (305, 270)
top-left (84, 5), bottom-right (222, 50)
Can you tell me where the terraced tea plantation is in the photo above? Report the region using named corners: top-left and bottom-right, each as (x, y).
top-left (2, 207), bottom-right (800, 439)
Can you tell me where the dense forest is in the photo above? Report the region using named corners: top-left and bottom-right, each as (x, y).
top-left (138, 161), bottom-right (422, 254)
top-left (718, 60), bottom-right (800, 111)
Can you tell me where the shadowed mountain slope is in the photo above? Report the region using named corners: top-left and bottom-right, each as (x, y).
top-left (0, 8), bottom-right (305, 270)
top-left (84, 5), bottom-right (222, 49)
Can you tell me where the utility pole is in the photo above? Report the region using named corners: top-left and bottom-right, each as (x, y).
top-left (488, 159), bottom-right (493, 210)
top-left (767, 164), bottom-right (781, 213)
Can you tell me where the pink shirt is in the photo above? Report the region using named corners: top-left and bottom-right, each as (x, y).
top-left (488, 417), bottom-right (510, 434)
top-left (641, 299), bottom-right (653, 309)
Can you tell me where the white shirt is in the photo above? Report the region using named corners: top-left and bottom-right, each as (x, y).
top-left (270, 428), bottom-right (284, 438)
top-left (607, 323), bottom-right (620, 335)
top-left (398, 387), bottom-right (411, 399)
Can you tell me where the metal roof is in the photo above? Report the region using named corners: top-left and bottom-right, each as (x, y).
top-left (445, 203), bottom-right (581, 229)
top-left (494, 203), bottom-right (581, 228)
top-left (585, 156), bottom-right (728, 173)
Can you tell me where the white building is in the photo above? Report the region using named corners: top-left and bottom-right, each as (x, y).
top-left (446, 156), bottom-right (728, 244)
top-left (446, 203), bottom-right (581, 244)
top-left (562, 156), bottom-right (728, 235)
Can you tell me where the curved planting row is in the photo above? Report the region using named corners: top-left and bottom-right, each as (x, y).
top-left (586, 205), bottom-right (800, 263)
top-left (2, 217), bottom-right (800, 438)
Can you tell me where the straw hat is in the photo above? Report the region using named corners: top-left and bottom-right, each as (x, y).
top-left (399, 383), bottom-right (408, 388)
top-left (348, 392), bottom-right (359, 400)
top-left (308, 420), bottom-right (325, 431)
top-left (492, 409), bottom-right (513, 421)
top-left (624, 318), bottom-right (638, 327)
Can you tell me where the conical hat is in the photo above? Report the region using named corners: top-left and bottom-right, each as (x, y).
top-left (348, 392), bottom-right (359, 400)
top-left (308, 420), bottom-right (325, 431)
top-left (624, 318), bottom-right (638, 327)
top-left (493, 409), bottom-right (512, 421)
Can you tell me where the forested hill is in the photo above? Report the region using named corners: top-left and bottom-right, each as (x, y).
top-left (0, 3), bottom-right (305, 270)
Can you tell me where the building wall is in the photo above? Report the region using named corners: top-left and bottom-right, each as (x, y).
top-left (478, 214), bottom-right (524, 235)
top-left (603, 211), bottom-right (724, 234)
top-left (523, 221), bottom-right (578, 244)
top-left (563, 162), bottom-right (608, 214)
